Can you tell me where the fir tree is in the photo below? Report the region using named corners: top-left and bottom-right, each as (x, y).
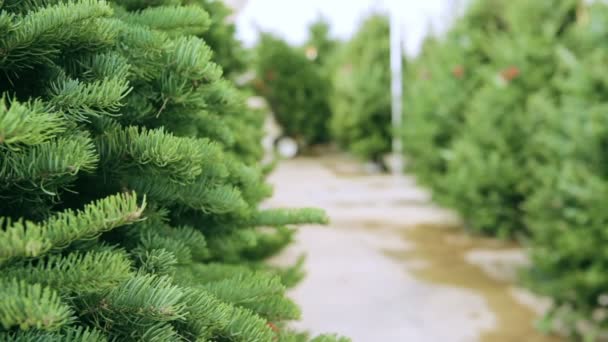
top-left (254, 31), bottom-right (332, 147)
top-left (402, 0), bottom-right (502, 189)
top-left (0, 1), bottom-right (345, 340)
top-left (330, 14), bottom-right (392, 162)
top-left (441, 0), bottom-right (579, 237)
top-left (522, 2), bottom-right (608, 338)
top-left (403, 0), bottom-right (608, 337)
top-left (305, 16), bottom-right (339, 70)
top-left (403, 0), bottom-right (580, 236)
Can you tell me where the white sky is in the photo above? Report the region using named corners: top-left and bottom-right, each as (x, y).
top-left (235, 0), bottom-right (461, 56)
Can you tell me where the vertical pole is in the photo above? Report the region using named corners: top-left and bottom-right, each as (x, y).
top-left (390, 12), bottom-right (403, 173)
top-left (446, 0), bottom-right (461, 28)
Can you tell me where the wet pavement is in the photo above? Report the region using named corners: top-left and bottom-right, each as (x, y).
top-left (264, 154), bottom-right (557, 342)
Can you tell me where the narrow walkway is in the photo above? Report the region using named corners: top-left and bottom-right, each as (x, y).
top-left (265, 155), bottom-right (557, 342)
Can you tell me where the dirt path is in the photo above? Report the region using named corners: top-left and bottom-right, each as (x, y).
top-left (264, 155), bottom-right (557, 342)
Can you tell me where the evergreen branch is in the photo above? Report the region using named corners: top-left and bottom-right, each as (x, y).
top-left (118, 205), bottom-right (169, 246)
top-left (0, 134), bottom-right (98, 194)
top-left (160, 109), bottom-right (235, 147)
top-left (114, 20), bottom-right (166, 81)
top-left (98, 126), bottom-right (225, 183)
top-left (0, 326), bottom-right (107, 342)
top-left (225, 155), bottom-right (262, 188)
top-left (0, 12), bottom-right (16, 41)
top-left (179, 288), bottom-right (275, 342)
top-left (0, 192), bottom-right (145, 264)
top-left (0, 0), bottom-right (114, 71)
top-left (43, 192), bottom-right (145, 248)
top-left (136, 323), bottom-right (181, 342)
top-left (166, 225), bottom-right (208, 261)
top-left (224, 157), bottom-right (272, 203)
top-left (275, 329), bottom-right (310, 342)
top-left (88, 274), bottom-right (185, 340)
top-left (252, 208), bottom-right (330, 226)
top-left (132, 248), bottom-right (178, 276)
top-left (126, 175), bottom-right (247, 214)
top-left (164, 35), bottom-right (219, 81)
top-left (203, 273), bottom-right (301, 321)
top-left (0, 278), bottom-right (72, 331)
top-left (116, 24), bottom-right (223, 123)
top-left (172, 262), bottom-right (255, 287)
top-left (241, 226), bottom-right (296, 261)
top-left (138, 233), bottom-right (193, 265)
top-left (47, 74), bottom-right (131, 121)
top-left (206, 229), bottom-right (258, 262)
top-left (60, 51), bottom-right (130, 83)
top-left (0, 96), bottom-right (66, 148)
top-left (99, 274), bottom-right (186, 321)
top-left (151, 36), bottom-right (223, 111)
top-left (65, 17), bottom-right (119, 54)
top-left (2, 0), bottom-right (95, 14)
top-left (115, 0), bottom-right (178, 12)
top-left (132, 220), bottom-right (209, 263)
top-left (271, 254), bottom-right (307, 289)
top-left (0, 218), bottom-right (51, 264)
top-left (3, 250), bottom-right (134, 294)
top-left (184, 255), bottom-right (305, 289)
top-left (174, 288), bottom-right (230, 341)
top-left (192, 184), bottom-right (248, 215)
top-left (121, 5), bottom-right (211, 37)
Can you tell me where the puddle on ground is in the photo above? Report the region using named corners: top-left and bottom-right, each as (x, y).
top-left (386, 224), bottom-right (559, 342)
top-left (332, 199), bottom-right (430, 208)
top-left (317, 156), bottom-right (379, 177)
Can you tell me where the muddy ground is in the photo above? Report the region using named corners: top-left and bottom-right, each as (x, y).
top-left (264, 154), bottom-right (557, 342)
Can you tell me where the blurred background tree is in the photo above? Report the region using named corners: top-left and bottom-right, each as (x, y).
top-left (330, 14), bottom-right (392, 163)
top-left (253, 21), bottom-right (334, 148)
top-left (403, 0), bottom-right (580, 237)
top-left (403, 0), bottom-right (608, 338)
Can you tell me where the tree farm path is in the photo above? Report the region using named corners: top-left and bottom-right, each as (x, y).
top-left (264, 154), bottom-right (558, 342)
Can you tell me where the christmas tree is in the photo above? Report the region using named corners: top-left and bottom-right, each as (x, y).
top-left (404, 0), bottom-right (580, 236)
top-left (403, 0), bottom-right (608, 338)
top-left (522, 2), bottom-right (608, 338)
top-left (402, 0), bottom-right (502, 189)
top-left (440, 0), bottom-right (579, 237)
top-left (305, 16), bottom-right (340, 71)
top-left (0, 1), bottom-right (346, 340)
top-left (254, 29), bottom-right (333, 147)
top-left (330, 14), bottom-right (392, 162)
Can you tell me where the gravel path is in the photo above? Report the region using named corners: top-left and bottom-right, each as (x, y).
top-left (264, 155), bottom-right (557, 342)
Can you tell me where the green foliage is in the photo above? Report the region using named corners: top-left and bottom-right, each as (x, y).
top-left (254, 23), bottom-right (334, 147)
top-left (0, 278), bottom-right (72, 331)
top-left (403, 0), bottom-right (579, 236)
top-left (330, 14), bottom-right (392, 161)
top-left (0, 0), bottom-right (338, 340)
top-left (404, 0), bottom-right (608, 338)
top-left (185, 0), bottom-right (249, 77)
top-left (402, 5), bottom-right (493, 189)
top-left (0, 327), bottom-right (107, 342)
top-left (443, 0), bottom-right (579, 237)
top-left (305, 16), bottom-right (339, 70)
top-left (521, 3), bottom-right (608, 338)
